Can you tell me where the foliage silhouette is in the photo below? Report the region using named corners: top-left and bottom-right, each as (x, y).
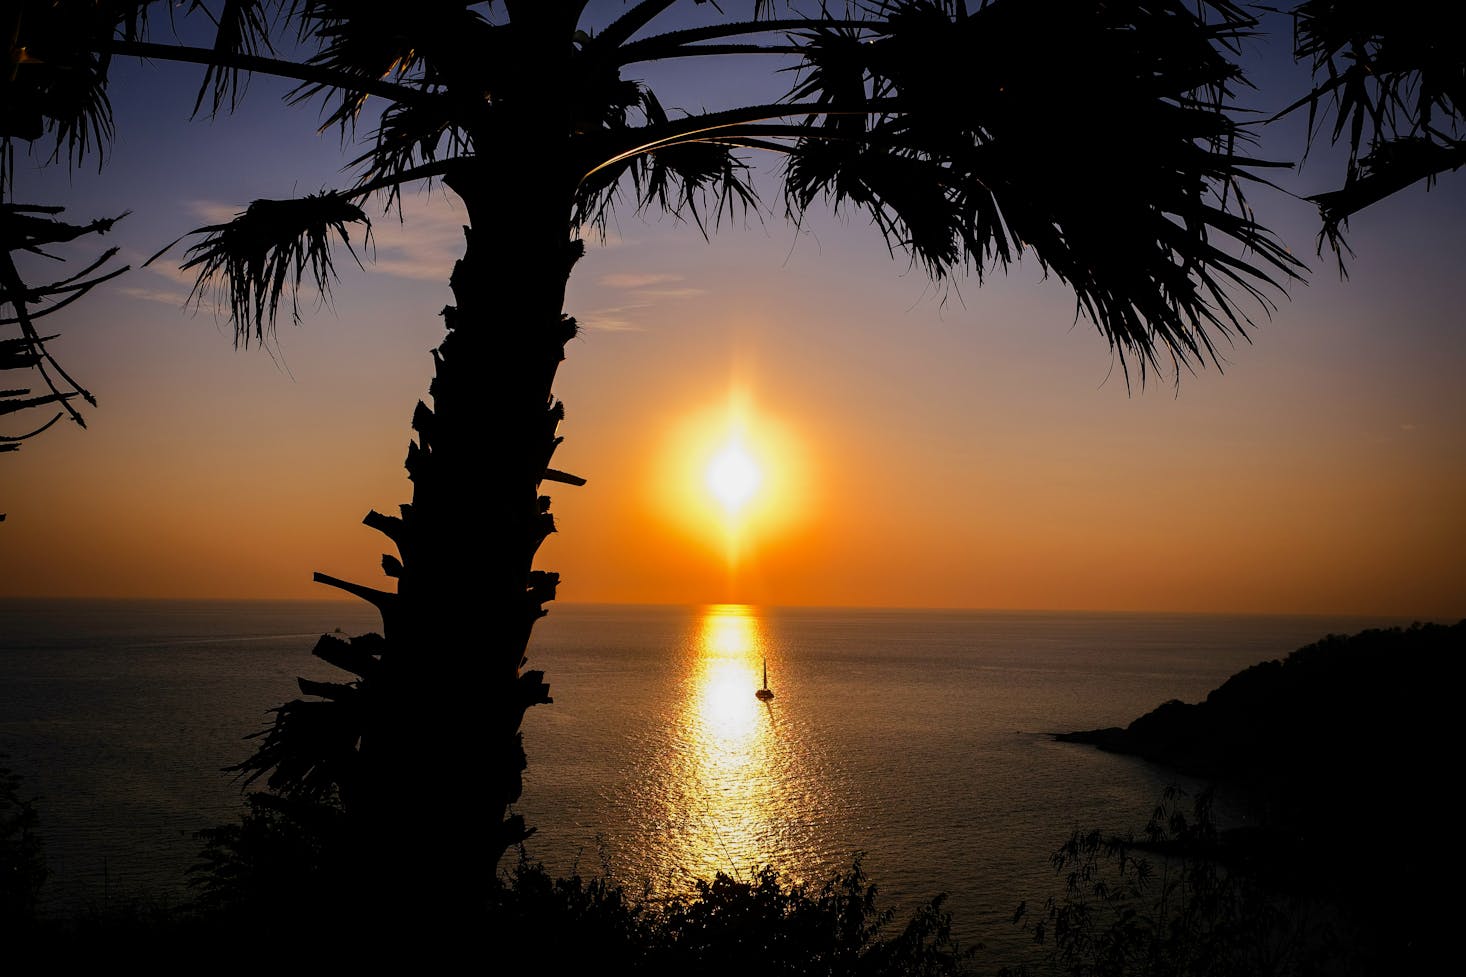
top-left (191, 791), bottom-right (974, 975)
top-left (0, 756), bottom-right (47, 929)
top-left (1281, 1), bottom-right (1466, 260)
top-left (643, 858), bottom-right (973, 977)
top-left (1, 2), bottom-right (137, 518)
top-left (191, 791), bottom-right (352, 921)
top-left (1007, 787), bottom-right (1357, 977)
top-left (0, 204), bottom-right (126, 519)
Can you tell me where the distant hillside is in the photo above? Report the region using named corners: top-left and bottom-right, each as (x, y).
top-left (1057, 620), bottom-right (1462, 826)
top-left (1052, 621), bottom-right (1463, 975)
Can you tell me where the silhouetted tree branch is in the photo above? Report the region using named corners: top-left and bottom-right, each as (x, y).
top-left (1279, 0), bottom-right (1466, 264)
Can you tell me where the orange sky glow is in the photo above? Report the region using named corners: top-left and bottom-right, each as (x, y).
top-left (2, 20), bottom-right (1463, 620)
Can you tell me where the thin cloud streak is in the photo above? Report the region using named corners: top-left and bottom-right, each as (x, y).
top-left (188, 199), bottom-right (242, 225)
top-left (120, 286), bottom-right (191, 306)
top-left (362, 197), bottom-right (467, 284)
top-left (599, 272), bottom-right (684, 289)
top-left (579, 303), bottom-right (651, 332)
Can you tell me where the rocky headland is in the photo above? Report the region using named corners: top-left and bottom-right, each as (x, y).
top-left (1056, 620), bottom-right (1462, 970)
top-left (1055, 620), bottom-right (1461, 806)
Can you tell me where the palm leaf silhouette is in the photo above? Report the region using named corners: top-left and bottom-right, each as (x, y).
top-left (178, 192), bottom-right (370, 344)
top-left (1284, 0), bottom-right (1466, 255)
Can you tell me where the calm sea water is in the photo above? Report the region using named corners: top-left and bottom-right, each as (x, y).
top-left (0, 599), bottom-right (1414, 958)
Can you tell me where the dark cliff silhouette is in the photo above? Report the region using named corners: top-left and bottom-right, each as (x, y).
top-left (1056, 620), bottom-right (1461, 805)
top-left (1056, 620), bottom-right (1464, 972)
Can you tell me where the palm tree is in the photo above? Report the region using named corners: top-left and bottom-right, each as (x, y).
top-left (19, 0), bottom-right (1306, 916)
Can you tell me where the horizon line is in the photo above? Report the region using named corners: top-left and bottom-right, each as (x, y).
top-left (0, 594), bottom-right (1453, 623)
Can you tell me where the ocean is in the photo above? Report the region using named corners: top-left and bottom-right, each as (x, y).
top-left (0, 599), bottom-right (1414, 959)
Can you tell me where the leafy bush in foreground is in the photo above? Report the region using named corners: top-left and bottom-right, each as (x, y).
top-left (189, 790), bottom-right (973, 973)
top-left (494, 856), bottom-right (975, 977)
top-left (1009, 788), bottom-right (1364, 977)
top-left (1, 756), bottom-right (46, 927)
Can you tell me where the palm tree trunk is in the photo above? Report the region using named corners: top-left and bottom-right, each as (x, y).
top-left (332, 152), bottom-right (581, 918)
top-left (290, 15), bottom-right (588, 924)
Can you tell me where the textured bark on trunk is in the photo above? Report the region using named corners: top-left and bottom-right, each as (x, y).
top-left (315, 172), bottom-right (581, 922)
top-left (263, 14), bottom-right (589, 925)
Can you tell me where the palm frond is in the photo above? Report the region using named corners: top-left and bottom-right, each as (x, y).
top-left (1, 0), bottom-right (136, 186)
top-left (570, 69), bottom-right (754, 233)
top-left (1, 203), bottom-right (121, 437)
top-left (782, 0), bottom-right (1301, 383)
top-left (602, 87), bottom-right (761, 234)
top-left (178, 192), bottom-right (370, 344)
top-left (595, 0), bottom-right (749, 53)
top-left (188, 0), bottom-right (286, 117)
top-left (608, 11), bottom-right (895, 68)
top-left (235, 695), bottom-right (363, 800)
top-left (1312, 136), bottom-right (1466, 255)
top-left (1290, 0), bottom-right (1465, 158)
top-left (1286, 0), bottom-right (1466, 254)
top-left (636, 139), bottom-right (762, 234)
top-left (230, 630), bottom-right (383, 806)
top-left (352, 96), bottom-right (472, 209)
top-left (287, 1), bottom-right (499, 135)
top-left (32, 48), bottom-right (116, 171)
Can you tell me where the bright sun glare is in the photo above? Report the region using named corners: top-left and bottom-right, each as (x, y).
top-left (652, 385), bottom-right (810, 573)
top-left (707, 443), bottom-right (761, 512)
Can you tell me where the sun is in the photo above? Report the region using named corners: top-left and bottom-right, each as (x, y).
top-left (650, 383), bottom-right (812, 572)
top-left (707, 442), bottom-right (761, 513)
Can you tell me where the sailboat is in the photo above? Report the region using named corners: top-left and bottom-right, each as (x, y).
top-left (755, 657), bottom-right (775, 701)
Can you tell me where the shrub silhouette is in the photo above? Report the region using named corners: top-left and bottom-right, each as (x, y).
top-left (191, 790), bottom-right (973, 974)
top-left (1009, 788), bottom-right (1355, 977)
top-left (0, 756), bottom-right (46, 928)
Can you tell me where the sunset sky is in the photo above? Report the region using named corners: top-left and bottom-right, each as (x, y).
top-left (2, 6), bottom-right (1463, 617)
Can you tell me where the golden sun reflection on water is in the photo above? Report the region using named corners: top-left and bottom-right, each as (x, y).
top-left (645, 603), bottom-right (823, 886)
top-left (694, 606), bottom-right (765, 772)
